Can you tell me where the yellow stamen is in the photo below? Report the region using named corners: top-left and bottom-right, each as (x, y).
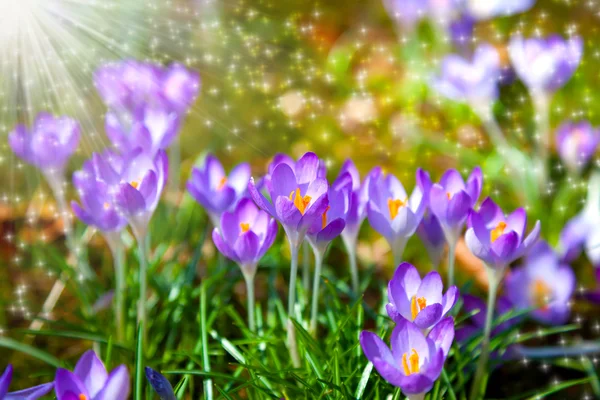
top-left (103, 202), bottom-right (110, 210)
top-left (387, 198), bottom-right (408, 220)
top-left (322, 206), bottom-right (331, 229)
top-left (289, 188), bottom-right (312, 215)
top-left (531, 279), bottom-right (552, 310)
top-left (490, 221), bottom-right (507, 243)
top-left (410, 295), bottom-right (427, 320)
top-left (217, 177), bottom-right (227, 190)
top-left (240, 223), bottom-right (250, 233)
top-left (130, 180), bottom-right (139, 189)
top-left (79, 395), bottom-right (88, 400)
top-left (402, 349), bottom-right (420, 375)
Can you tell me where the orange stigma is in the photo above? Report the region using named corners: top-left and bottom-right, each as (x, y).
top-left (401, 349), bottom-right (420, 375)
top-left (240, 223), bottom-right (250, 233)
top-left (410, 296), bottom-right (427, 320)
top-left (387, 198), bottom-right (408, 220)
top-left (531, 279), bottom-right (552, 310)
top-left (130, 180), bottom-right (139, 189)
top-left (322, 206), bottom-right (331, 229)
top-left (446, 192), bottom-right (452, 200)
top-left (103, 202), bottom-right (110, 210)
top-left (289, 188), bottom-right (312, 215)
top-left (217, 177), bottom-right (228, 190)
top-left (490, 221), bottom-right (507, 243)
top-left (79, 395), bottom-right (88, 400)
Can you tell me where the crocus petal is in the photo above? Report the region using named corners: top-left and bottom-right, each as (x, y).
top-left (390, 318), bottom-right (429, 362)
top-left (367, 203), bottom-right (393, 240)
top-left (441, 286), bottom-right (458, 316)
top-left (116, 183), bottom-right (147, 215)
top-left (446, 190), bottom-right (472, 227)
top-left (440, 169), bottom-right (466, 193)
top-left (465, 228), bottom-right (494, 265)
top-left (73, 350), bottom-right (108, 398)
top-left (93, 365), bottom-right (130, 400)
top-left (247, 178), bottom-right (276, 217)
top-left (54, 369), bottom-right (88, 400)
top-left (212, 229), bottom-right (239, 263)
top-left (295, 152), bottom-right (320, 184)
top-left (359, 331), bottom-right (396, 366)
top-left (234, 231), bottom-right (260, 265)
top-left (5, 383), bottom-right (54, 400)
top-left (413, 303), bottom-right (443, 329)
top-left (275, 196), bottom-right (302, 229)
top-left (0, 365), bottom-right (12, 398)
top-left (427, 317), bottom-right (455, 357)
top-left (385, 303), bottom-right (404, 324)
top-left (270, 163), bottom-right (298, 200)
top-left (465, 166), bottom-right (483, 202)
top-left (429, 184), bottom-right (449, 223)
top-left (396, 373), bottom-right (434, 394)
top-left (491, 231), bottom-right (519, 262)
top-left (228, 163), bottom-right (251, 196)
top-left (416, 271), bottom-right (443, 304)
top-left (145, 367), bottom-right (176, 400)
top-left (316, 218), bottom-right (346, 243)
top-left (506, 208), bottom-right (527, 240)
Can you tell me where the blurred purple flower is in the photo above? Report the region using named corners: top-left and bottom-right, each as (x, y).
top-left (559, 212), bottom-right (590, 263)
top-left (0, 365), bottom-right (54, 400)
top-left (505, 241), bottom-right (575, 325)
top-left (105, 102), bottom-right (180, 156)
top-left (8, 112), bottom-right (79, 171)
top-left (555, 120), bottom-right (599, 174)
top-left (428, 167), bottom-right (482, 246)
top-left (417, 214), bottom-right (446, 267)
top-left (187, 154), bottom-right (251, 226)
top-left (432, 44), bottom-right (501, 106)
top-left (383, 0), bottom-right (429, 31)
top-left (455, 294), bottom-right (518, 343)
top-left (366, 169), bottom-right (429, 262)
top-left (72, 179), bottom-right (128, 233)
top-left (508, 35), bottom-right (583, 94)
top-left (248, 152), bottom-right (329, 247)
top-left (145, 367), bottom-right (175, 400)
top-left (212, 198), bottom-right (278, 275)
top-left (94, 60), bottom-right (200, 115)
top-left (582, 268), bottom-right (600, 304)
top-left (465, 197), bottom-right (540, 270)
top-left (466, 0), bottom-right (535, 20)
top-left (54, 350), bottom-right (130, 400)
top-left (360, 317), bottom-right (454, 396)
top-left (449, 14), bottom-right (475, 52)
top-left (386, 262), bottom-right (458, 330)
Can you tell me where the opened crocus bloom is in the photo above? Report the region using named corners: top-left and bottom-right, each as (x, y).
top-left (366, 168), bottom-right (429, 261)
top-left (555, 120), bottom-right (600, 175)
top-left (0, 365), bottom-right (54, 400)
top-left (386, 262), bottom-right (458, 330)
top-left (187, 154), bottom-right (251, 226)
top-left (360, 317), bottom-right (454, 396)
top-left (505, 241), bottom-right (575, 325)
top-left (428, 166), bottom-right (482, 246)
top-left (54, 350), bottom-right (130, 400)
top-left (248, 152), bottom-right (329, 247)
top-left (465, 197), bottom-right (540, 270)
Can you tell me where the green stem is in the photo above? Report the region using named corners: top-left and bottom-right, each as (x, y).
top-left (302, 242), bottom-right (311, 293)
top-left (200, 282), bottom-right (213, 399)
top-left (106, 233), bottom-right (126, 343)
top-left (309, 247), bottom-right (324, 335)
top-left (134, 233), bottom-right (149, 347)
top-left (447, 241), bottom-right (456, 287)
top-left (347, 245), bottom-right (359, 293)
top-left (243, 268), bottom-right (256, 332)
top-left (286, 236), bottom-right (301, 368)
top-left (391, 238), bottom-right (408, 267)
top-left (469, 264), bottom-right (503, 400)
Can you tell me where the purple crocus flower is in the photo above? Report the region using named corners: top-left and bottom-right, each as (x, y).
top-left (455, 294), bottom-right (518, 343)
top-left (428, 167), bottom-right (483, 246)
top-left (105, 102), bottom-right (180, 156)
top-left (382, 0), bottom-right (429, 31)
top-left (386, 262), bottom-right (458, 330)
top-left (555, 120), bottom-right (599, 175)
top-left (54, 350), bottom-right (130, 400)
top-left (432, 45), bottom-right (501, 108)
top-left (367, 169), bottom-right (429, 264)
top-left (505, 241), bottom-right (575, 325)
top-left (72, 179), bottom-right (128, 233)
top-left (259, 153), bottom-right (327, 195)
top-left (466, 0), bottom-right (535, 20)
top-left (145, 367), bottom-right (175, 400)
top-left (248, 152), bottom-right (329, 247)
top-left (508, 35), bottom-right (583, 94)
top-left (212, 198), bottom-right (278, 277)
top-left (465, 197), bottom-right (540, 271)
top-left (0, 365), bottom-right (54, 400)
top-left (188, 154), bottom-right (251, 227)
top-left (449, 14), bottom-right (475, 53)
top-left (360, 317), bottom-right (455, 397)
top-left (8, 112), bottom-right (79, 171)
top-left (417, 214), bottom-right (446, 267)
top-left (161, 63), bottom-right (202, 114)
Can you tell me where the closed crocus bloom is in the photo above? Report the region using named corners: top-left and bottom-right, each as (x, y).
top-left (338, 161), bottom-right (374, 250)
top-left (360, 317), bottom-right (455, 398)
top-left (0, 365), bottom-right (54, 400)
top-left (367, 168), bottom-right (429, 264)
top-left (187, 154), bottom-right (251, 226)
top-left (105, 102), bottom-right (180, 156)
top-left (467, 0), bottom-right (535, 20)
top-left (145, 367), bottom-right (176, 400)
top-left (212, 198), bottom-right (278, 276)
top-left (248, 152), bottom-right (329, 246)
top-left (555, 120), bottom-right (599, 175)
top-left (465, 197), bottom-right (541, 271)
top-left (432, 45), bottom-right (501, 107)
top-left (161, 62), bottom-right (201, 114)
top-left (8, 112), bottom-right (79, 171)
top-left (386, 262), bottom-right (458, 330)
top-left (508, 35), bottom-right (583, 94)
top-left (505, 241), bottom-right (575, 325)
top-left (54, 350), bottom-right (130, 400)
top-left (417, 214), bottom-right (446, 267)
top-left (428, 167), bottom-right (482, 246)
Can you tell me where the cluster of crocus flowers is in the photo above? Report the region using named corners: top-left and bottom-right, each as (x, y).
top-left (361, 263), bottom-right (457, 400)
top-left (0, 364), bottom-right (53, 399)
top-left (555, 120), bottom-right (600, 175)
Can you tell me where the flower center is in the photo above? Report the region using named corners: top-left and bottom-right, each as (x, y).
top-left (387, 198), bottom-right (407, 220)
top-left (490, 221), bottom-right (507, 243)
top-left (79, 394), bottom-right (88, 400)
top-left (130, 180), bottom-right (139, 189)
top-left (103, 202), bottom-right (110, 210)
top-left (217, 177), bottom-right (227, 190)
top-left (531, 279), bottom-right (552, 310)
top-left (410, 295), bottom-right (427, 320)
top-left (322, 205), bottom-right (331, 229)
top-left (240, 222), bottom-right (250, 233)
top-left (446, 192), bottom-right (452, 200)
top-left (289, 188), bottom-right (312, 215)
top-left (401, 349), bottom-right (420, 376)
